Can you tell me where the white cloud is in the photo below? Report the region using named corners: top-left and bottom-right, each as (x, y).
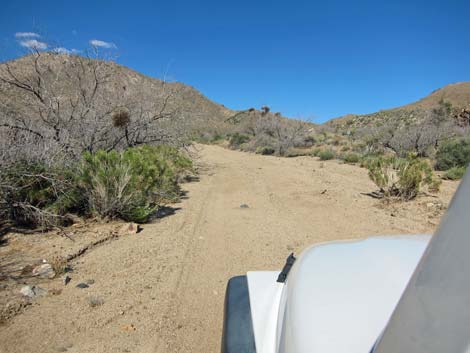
top-left (19, 39), bottom-right (48, 50)
top-left (89, 39), bottom-right (117, 49)
top-left (53, 47), bottom-right (71, 54)
top-left (52, 47), bottom-right (80, 55)
top-left (15, 32), bottom-right (41, 39)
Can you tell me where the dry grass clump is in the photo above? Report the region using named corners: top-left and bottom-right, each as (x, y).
top-left (49, 255), bottom-right (68, 276)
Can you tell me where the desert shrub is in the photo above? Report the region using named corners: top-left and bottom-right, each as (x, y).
top-left (443, 166), bottom-right (466, 180)
top-left (256, 146), bottom-right (275, 155)
top-left (151, 145), bottom-right (193, 176)
top-left (285, 148), bottom-right (309, 158)
top-left (367, 156), bottom-right (440, 200)
top-left (79, 145), bottom-right (190, 222)
top-left (302, 135), bottom-right (317, 147)
top-left (318, 149), bottom-right (335, 161)
top-left (211, 134), bottom-right (224, 143)
top-left (435, 138), bottom-right (470, 171)
top-left (0, 144), bottom-right (191, 227)
top-left (49, 255), bottom-right (68, 276)
top-left (0, 161), bottom-right (80, 227)
top-left (229, 133), bottom-right (251, 148)
top-left (311, 148), bottom-right (322, 157)
top-left (352, 142), bottom-right (367, 153)
top-left (341, 153), bottom-right (361, 164)
top-left (340, 146), bottom-right (351, 152)
top-left (359, 152), bottom-right (384, 169)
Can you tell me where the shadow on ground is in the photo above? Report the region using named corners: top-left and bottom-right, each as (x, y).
top-left (153, 206), bottom-right (182, 220)
top-left (0, 224), bottom-right (9, 247)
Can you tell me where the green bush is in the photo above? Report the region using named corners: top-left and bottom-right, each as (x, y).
top-left (311, 148), bottom-right (322, 157)
top-left (341, 153), bottom-right (360, 164)
top-left (229, 133), bottom-right (250, 148)
top-left (443, 166), bottom-right (466, 180)
top-left (0, 145), bottom-right (192, 227)
top-left (0, 161), bottom-right (80, 227)
top-left (367, 156), bottom-right (440, 200)
top-left (435, 139), bottom-right (470, 171)
top-left (151, 145), bottom-right (193, 177)
top-left (318, 149), bottom-right (335, 161)
top-left (256, 146), bottom-right (275, 155)
top-left (79, 145), bottom-right (191, 222)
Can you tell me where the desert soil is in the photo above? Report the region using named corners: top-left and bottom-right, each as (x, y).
top-left (0, 144), bottom-right (458, 353)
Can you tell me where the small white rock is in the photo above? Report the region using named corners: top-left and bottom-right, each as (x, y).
top-left (32, 264), bottom-right (56, 279)
top-left (20, 285), bottom-right (35, 298)
top-left (20, 285), bottom-right (48, 298)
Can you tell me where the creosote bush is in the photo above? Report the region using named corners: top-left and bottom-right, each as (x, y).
top-left (367, 155), bottom-right (440, 200)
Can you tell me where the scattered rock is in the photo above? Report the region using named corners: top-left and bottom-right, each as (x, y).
top-left (63, 275), bottom-right (71, 285)
top-left (32, 263), bottom-right (56, 279)
top-left (320, 189), bottom-right (327, 194)
top-left (240, 204), bottom-right (249, 209)
top-left (20, 285), bottom-right (48, 298)
top-left (75, 283), bottom-right (89, 289)
top-left (86, 279), bottom-right (95, 285)
top-left (121, 324), bottom-right (136, 332)
top-left (122, 223), bottom-right (142, 234)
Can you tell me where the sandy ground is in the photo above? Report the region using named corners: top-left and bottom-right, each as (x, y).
top-left (0, 144), bottom-right (458, 353)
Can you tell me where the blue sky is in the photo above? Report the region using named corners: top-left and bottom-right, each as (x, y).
top-left (1, 0), bottom-right (469, 122)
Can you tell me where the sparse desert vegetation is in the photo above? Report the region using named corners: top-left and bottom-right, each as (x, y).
top-left (0, 50), bottom-right (468, 353)
top-left (0, 52), bottom-right (193, 229)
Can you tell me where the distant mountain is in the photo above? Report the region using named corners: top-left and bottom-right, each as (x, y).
top-left (2, 54), bottom-right (468, 140)
top-left (326, 82), bottom-right (470, 131)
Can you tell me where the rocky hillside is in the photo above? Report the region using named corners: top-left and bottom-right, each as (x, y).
top-left (0, 53), bottom-right (235, 137)
top-left (326, 82), bottom-right (470, 131)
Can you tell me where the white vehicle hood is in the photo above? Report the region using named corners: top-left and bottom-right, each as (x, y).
top-left (247, 235), bottom-right (431, 353)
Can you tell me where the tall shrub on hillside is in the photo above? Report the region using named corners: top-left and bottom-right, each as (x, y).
top-left (367, 155), bottom-right (440, 200)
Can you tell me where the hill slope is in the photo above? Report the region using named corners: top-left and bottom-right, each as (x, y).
top-left (0, 53), bottom-right (235, 136)
top-left (326, 82), bottom-right (470, 131)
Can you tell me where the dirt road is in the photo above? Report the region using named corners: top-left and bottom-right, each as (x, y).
top-left (0, 145), bottom-right (457, 353)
